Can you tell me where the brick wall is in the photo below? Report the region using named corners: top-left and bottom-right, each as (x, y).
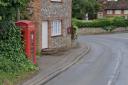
top-left (28, 0), bottom-right (42, 51)
top-left (31, 0), bottom-right (72, 51)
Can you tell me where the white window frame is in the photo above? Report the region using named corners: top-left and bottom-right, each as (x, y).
top-left (97, 12), bottom-right (103, 19)
top-left (124, 10), bottom-right (128, 14)
top-left (107, 10), bottom-right (113, 14)
top-left (51, 20), bottom-right (62, 36)
top-left (51, 0), bottom-right (62, 2)
top-left (107, 0), bottom-right (118, 1)
top-left (115, 10), bottom-right (121, 14)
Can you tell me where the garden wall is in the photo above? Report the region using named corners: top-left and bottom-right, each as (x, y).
top-left (78, 27), bottom-right (128, 34)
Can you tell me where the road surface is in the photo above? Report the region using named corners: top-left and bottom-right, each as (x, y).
top-left (43, 33), bottom-right (128, 85)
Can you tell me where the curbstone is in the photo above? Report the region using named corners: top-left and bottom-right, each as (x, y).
top-left (40, 44), bottom-right (90, 85)
top-left (22, 44), bottom-right (90, 85)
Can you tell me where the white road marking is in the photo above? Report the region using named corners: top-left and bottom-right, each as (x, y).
top-left (107, 49), bottom-right (122, 85)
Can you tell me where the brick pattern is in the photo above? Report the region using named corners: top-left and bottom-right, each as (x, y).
top-left (29, 0), bottom-right (42, 51)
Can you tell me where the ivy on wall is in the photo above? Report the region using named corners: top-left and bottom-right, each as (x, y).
top-left (0, 21), bottom-right (35, 73)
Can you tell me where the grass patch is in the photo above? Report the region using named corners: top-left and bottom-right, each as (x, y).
top-left (0, 69), bottom-right (38, 85)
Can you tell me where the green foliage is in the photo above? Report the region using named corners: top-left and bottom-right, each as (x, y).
top-left (72, 18), bottom-right (107, 28)
top-left (72, 0), bottom-right (100, 19)
top-left (0, 80), bottom-right (2, 85)
top-left (0, 0), bottom-right (29, 20)
top-left (0, 21), bottom-right (36, 73)
top-left (72, 17), bottom-right (128, 32)
top-left (0, 1), bottom-right (35, 84)
top-left (112, 17), bottom-right (128, 27)
top-left (102, 26), bottom-right (116, 32)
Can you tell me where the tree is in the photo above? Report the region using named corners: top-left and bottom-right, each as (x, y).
top-left (0, 0), bottom-right (29, 21)
top-left (0, 0), bottom-right (36, 78)
top-left (72, 0), bottom-right (100, 19)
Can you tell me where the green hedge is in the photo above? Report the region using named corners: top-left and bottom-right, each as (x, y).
top-left (0, 21), bottom-right (36, 73)
top-left (72, 17), bottom-right (128, 32)
top-left (72, 17), bottom-right (128, 28)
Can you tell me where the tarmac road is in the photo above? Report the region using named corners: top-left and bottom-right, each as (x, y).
top-left (43, 33), bottom-right (128, 85)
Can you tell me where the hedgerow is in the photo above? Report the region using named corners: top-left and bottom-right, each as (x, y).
top-left (0, 21), bottom-right (36, 73)
top-left (72, 17), bottom-right (128, 32)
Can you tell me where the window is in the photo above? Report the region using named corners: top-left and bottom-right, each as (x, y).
top-left (115, 10), bottom-right (121, 14)
top-left (51, 0), bottom-right (62, 2)
top-left (107, 10), bottom-right (113, 14)
top-left (51, 20), bottom-right (62, 36)
top-left (124, 10), bottom-right (128, 14)
top-left (107, 0), bottom-right (118, 1)
top-left (97, 12), bottom-right (103, 19)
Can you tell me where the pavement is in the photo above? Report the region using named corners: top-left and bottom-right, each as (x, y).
top-left (19, 33), bottom-right (128, 85)
top-left (20, 41), bottom-right (90, 85)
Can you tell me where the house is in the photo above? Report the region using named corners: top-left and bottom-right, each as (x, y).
top-left (28, 0), bottom-right (72, 52)
top-left (97, 0), bottom-right (128, 19)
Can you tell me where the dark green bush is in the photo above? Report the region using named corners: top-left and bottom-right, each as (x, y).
top-left (72, 18), bottom-right (128, 28)
top-left (0, 21), bottom-right (36, 73)
top-left (72, 19), bottom-right (99, 28)
top-left (112, 17), bottom-right (127, 27)
top-left (102, 26), bottom-right (116, 32)
top-left (72, 17), bottom-right (128, 32)
top-left (98, 19), bottom-right (112, 27)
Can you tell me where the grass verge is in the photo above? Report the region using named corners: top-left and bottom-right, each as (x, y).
top-left (0, 68), bottom-right (39, 85)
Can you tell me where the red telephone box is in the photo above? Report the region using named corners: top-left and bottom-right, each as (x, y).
top-left (16, 20), bottom-right (36, 64)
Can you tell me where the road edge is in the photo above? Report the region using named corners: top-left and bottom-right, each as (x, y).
top-left (37, 44), bottom-right (91, 85)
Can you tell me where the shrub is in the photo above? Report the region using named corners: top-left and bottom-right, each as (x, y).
top-left (0, 21), bottom-right (36, 73)
top-left (72, 17), bottom-right (128, 32)
top-left (112, 17), bottom-right (127, 27)
top-left (72, 18), bottom-right (113, 28)
top-left (102, 26), bottom-right (116, 32)
top-left (72, 19), bottom-right (99, 28)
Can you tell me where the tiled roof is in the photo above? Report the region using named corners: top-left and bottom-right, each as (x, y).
top-left (98, 0), bottom-right (128, 10)
top-left (106, 0), bottom-right (128, 10)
